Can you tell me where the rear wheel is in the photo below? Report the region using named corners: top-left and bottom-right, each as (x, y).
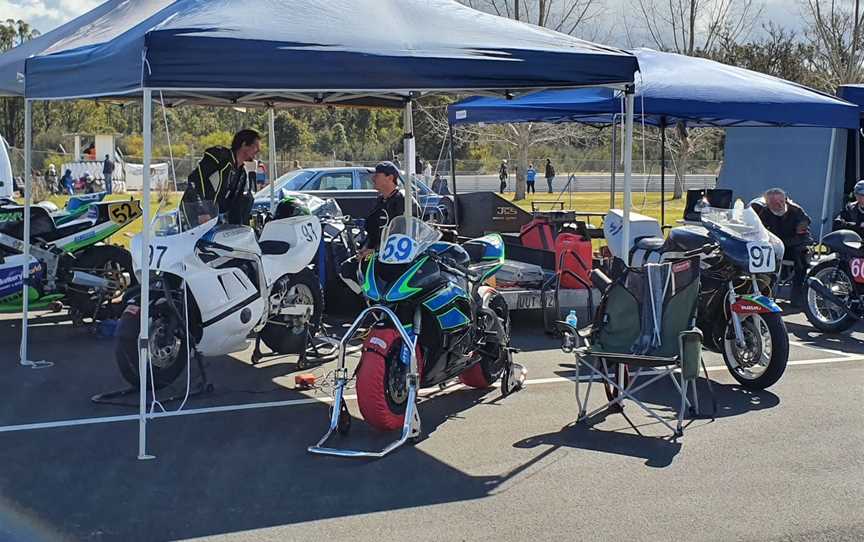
top-left (804, 261), bottom-right (858, 333)
top-left (460, 295), bottom-right (510, 388)
top-left (66, 245), bottom-right (135, 320)
top-left (259, 268), bottom-right (323, 354)
top-left (722, 312), bottom-right (788, 389)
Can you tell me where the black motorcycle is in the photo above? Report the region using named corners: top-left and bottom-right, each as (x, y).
top-left (631, 204), bottom-right (789, 389)
top-left (804, 229), bottom-right (864, 333)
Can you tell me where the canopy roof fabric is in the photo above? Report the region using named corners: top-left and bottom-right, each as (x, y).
top-left (449, 48), bottom-right (859, 129)
top-left (838, 84), bottom-right (864, 112)
top-left (14, 0), bottom-right (638, 106)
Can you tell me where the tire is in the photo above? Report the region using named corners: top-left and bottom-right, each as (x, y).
top-left (460, 294), bottom-right (510, 388)
top-left (115, 304), bottom-right (189, 390)
top-left (66, 245), bottom-right (135, 320)
top-left (259, 268), bottom-right (323, 354)
top-left (356, 328), bottom-right (424, 431)
top-left (722, 312), bottom-right (789, 389)
top-left (804, 260), bottom-right (858, 333)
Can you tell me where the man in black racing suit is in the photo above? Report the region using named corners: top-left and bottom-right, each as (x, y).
top-left (181, 129), bottom-right (261, 225)
top-left (833, 180), bottom-right (864, 238)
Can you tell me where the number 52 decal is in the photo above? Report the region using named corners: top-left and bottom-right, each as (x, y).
top-left (108, 201), bottom-right (143, 226)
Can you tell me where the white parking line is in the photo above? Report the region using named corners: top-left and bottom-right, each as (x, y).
top-left (788, 340), bottom-right (859, 359)
top-left (0, 355), bottom-right (860, 434)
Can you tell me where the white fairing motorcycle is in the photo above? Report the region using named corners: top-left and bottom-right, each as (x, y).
top-left (115, 201), bottom-right (322, 389)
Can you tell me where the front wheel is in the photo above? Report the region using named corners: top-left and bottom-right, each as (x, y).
top-left (804, 260), bottom-right (858, 333)
top-left (115, 303), bottom-right (189, 390)
top-left (259, 268), bottom-right (323, 354)
top-left (722, 312), bottom-right (788, 389)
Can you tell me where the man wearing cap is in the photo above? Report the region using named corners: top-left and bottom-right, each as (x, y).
top-left (752, 187), bottom-right (812, 306)
top-left (833, 180), bottom-right (864, 238)
top-left (358, 161), bottom-right (413, 260)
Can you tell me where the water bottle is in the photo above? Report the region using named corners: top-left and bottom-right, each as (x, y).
top-left (565, 310), bottom-right (579, 330)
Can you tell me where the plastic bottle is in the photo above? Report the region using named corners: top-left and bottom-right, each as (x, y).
top-left (565, 309), bottom-right (579, 329)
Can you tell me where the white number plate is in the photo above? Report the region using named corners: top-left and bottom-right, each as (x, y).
top-left (380, 234), bottom-right (417, 264)
top-left (747, 242), bottom-right (775, 273)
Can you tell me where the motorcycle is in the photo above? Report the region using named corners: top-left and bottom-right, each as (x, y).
top-left (115, 200), bottom-right (323, 390)
top-left (803, 229), bottom-right (864, 333)
top-left (309, 216), bottom-right (526, 458)
top-left (0, 198), bottom-right (140, 320)
top-left (610, 201), bottom-right (789, 389)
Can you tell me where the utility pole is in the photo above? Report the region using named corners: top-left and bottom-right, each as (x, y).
top-left (514, 0), bottom-right (520, 21)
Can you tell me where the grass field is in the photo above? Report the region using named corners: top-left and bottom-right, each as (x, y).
top-left (31, 190), bottom-right (686, 249)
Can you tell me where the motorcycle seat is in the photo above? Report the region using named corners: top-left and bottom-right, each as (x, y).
top-left (259, 240), bottom-right (291, 255)
top-left (633, 236), bottom-right (666, 251)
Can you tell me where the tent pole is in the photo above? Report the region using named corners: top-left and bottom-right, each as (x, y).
top-left (856, 126), bottom-right (861, 181)
top-left (623, 89), bottom-right (635, 259)
top-left (610, 115), bottom-right (617, 208)
top-left (19, 99), bottom-right (45, 368)
top-left (448, 123), bottom-right (459, 226)
top-left (403, 100), bottom-right (416, 223)
top-left (138, 89), bottom-right (154, 461)
top-left (820, 128), bottom-right (838, 243)
top-left (660, 119), bottom-right (666, 226)
top-left (268, 107), bottom-right (277, 214)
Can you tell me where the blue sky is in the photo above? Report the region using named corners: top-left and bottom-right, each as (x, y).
top-left (2, 0), bottom-right (804, 46)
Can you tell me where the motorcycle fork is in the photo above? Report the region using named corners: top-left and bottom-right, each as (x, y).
top-left (727, 280), bottom-right (747, 348)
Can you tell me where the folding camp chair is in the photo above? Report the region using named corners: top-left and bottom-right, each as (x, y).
top-left (560, 257), bottom-right (715, 437)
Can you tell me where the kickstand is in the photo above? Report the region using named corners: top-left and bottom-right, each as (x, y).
top-left (91, 351), bottom-right (213, 407)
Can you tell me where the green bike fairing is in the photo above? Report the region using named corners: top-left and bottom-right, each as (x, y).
top-left (385, 256), bottom-right (428, 302)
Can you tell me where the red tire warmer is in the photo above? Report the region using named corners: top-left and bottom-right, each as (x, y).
top-left (356, 328), bottom-right (424, 432)
top-left (555, 232), bottom-right (593, 289)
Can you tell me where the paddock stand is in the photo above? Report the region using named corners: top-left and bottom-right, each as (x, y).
top-left (309, 305), bottom-right (422, 459)
top-left (91, 349), bottom-right (213, 407)
top-left (250, 321), bottom-right (340, 370)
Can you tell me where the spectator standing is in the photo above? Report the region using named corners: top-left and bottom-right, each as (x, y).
top-left (61, 169), bottom-right (75, 195)
top-left (102, 155), bottom-right (115, 194)
top-left (46, 164), bottom-right (58, 194)
top-left (499, 160), bottom-right (508, 194)
top-left (526, 163), bottom-right (537, 194)
top-left (545, 158), bottom-right (555, 193)
top-left (292, 159), bottom-right (302, 170)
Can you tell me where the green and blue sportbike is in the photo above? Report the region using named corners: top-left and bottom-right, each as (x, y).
top-left (0, 198), bottom-right (140, 319)
top-left (309, 217), bottom-right (526, 458)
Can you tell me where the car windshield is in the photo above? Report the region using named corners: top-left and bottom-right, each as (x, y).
top-left (153, 201), bottom-right (217, 236)
top-left (378, 216), bottom-right (442, 264)
top-left (700, 204), bottom-right (770, 242)
top-left (253, 170), bottom-right (316, 198)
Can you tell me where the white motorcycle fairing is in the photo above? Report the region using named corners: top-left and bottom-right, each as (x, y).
top-left (131, 217), bottom-right (264, 356)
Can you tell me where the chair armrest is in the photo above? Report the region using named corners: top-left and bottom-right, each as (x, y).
top-left (557, 321), bottom-right (590, 353)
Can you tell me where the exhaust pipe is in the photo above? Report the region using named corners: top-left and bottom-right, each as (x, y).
top-left (71, 271), bottom-right (111, 290)
top-left (806, 277), bottom-right (861, 320)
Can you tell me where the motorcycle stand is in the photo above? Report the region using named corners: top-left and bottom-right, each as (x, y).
top-left (250, 324), bottom-right (339, 370)
top-left (501, 347), bottom-right (527, 397)
top-left (91, 351), bottom-right (213, 407)
top-left (308, 305), bottom-right (422, 458)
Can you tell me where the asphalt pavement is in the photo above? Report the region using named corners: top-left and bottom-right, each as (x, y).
top-left (0, 306), bottom-right (862, 542)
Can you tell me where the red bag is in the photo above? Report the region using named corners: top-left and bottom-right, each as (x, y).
top-left (520, 218), bottom-right (555, 251)
top-left (555, 233), bottom-right (593, 289)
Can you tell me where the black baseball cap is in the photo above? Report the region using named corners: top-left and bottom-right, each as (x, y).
top-left (374, 161), bottom-right (399, 177)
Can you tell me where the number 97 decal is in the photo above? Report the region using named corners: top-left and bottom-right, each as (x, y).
top-left (746, 242), bottom-right (775, 273)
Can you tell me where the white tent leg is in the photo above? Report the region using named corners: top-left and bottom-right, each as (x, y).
top-left (819, 128), bottom-right (838, 243)
top-left (403, 100), bottom-right (416, 222)
top-left (622, 90), bottom-right (635, 255)
top-left (268, 107), bottom-right (277, 214)
top-left (19, 99), bottom-right (49, 368)
top-left (138, 90), bottom-right (154, 460)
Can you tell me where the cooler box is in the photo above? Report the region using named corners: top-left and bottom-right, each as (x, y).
top-left (495, 260), bottom-right (545, 287)
top-left (603, 209), bottom-right (663, 261)
top-left (555, 233), bottom-right (593, 289)
top-left (520, 218), bottom-right (555, 251)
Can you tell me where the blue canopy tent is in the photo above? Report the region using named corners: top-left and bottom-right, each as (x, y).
top-left (448, 48), bottom-right (859, 229)
top-left (838, 84), bottom-right (864, 193)
top-left (6, 0), bottom-right (639, 458)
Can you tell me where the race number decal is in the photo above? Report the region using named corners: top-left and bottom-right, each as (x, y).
top-left (299, 222), bottom-right (318, 243)
top-left (849, 258), bottom-right (864, 284)
top-left (380, 234), bottom-right (417, 264)
top-left (148, 245), bottom-right (168, 268)
top-left (746, 242), bottom-right (775, 273)
top-left (108, 201), bottom-right (143, 226)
